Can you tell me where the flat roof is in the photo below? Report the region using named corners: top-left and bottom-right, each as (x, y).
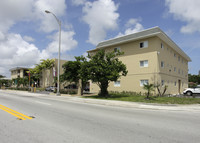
top-left (88, 27), bottom-right (191, 61)
top-left (0, 77), bottom-right (11, 80)
top-left (9, 67), bottom-right (30, 71)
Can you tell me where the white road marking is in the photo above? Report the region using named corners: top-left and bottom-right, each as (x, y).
top-left (35, 101), bottom-right (51, 106)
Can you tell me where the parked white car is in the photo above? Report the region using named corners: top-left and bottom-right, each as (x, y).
top-left (183, 86), bottom-right (200, 96)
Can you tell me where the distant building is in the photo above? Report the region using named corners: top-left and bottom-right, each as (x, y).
top-left (199, 70), bottom-right (200, 76)
top-left (88, 27), bottom-right (191, 95)
top-left (9, 67), bottom-right (30, 87)
top-left (10, 67), bottom-right (29, 79)
top-left (40, 59), bottom-right (67, 88)
top-left (9, 59), bottom-right (69, 88)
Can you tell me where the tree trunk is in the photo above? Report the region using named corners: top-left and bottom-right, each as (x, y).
top-left (157, 86), bottom-right (161, 97)
top-left (77, 79), bottom-right (82, 96)
top-left (81, 81), bottom-right (86, 96)
top-left (99, 81), bottom-right (109, 97)
top-left (147, 91), bottom-right (150, 99)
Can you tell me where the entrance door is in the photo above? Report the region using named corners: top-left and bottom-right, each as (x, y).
top-left (178, 80), bottom-right (181, 94)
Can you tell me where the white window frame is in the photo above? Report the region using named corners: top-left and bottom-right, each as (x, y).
top-left (140, 60), bottom-right (148, 68)
top-left (140, 41), bottom-right (148, 48)
top-left (114, 81), bottom-right (120, 87)
top-left (140, 80), bottom-right (149, 87)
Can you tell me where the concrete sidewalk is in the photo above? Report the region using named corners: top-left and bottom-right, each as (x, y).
top-left (1, 89), bottom-right (200, 112)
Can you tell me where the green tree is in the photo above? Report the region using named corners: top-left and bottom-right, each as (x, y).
top-left (143, 83), bottom-right (154, 99)
top-left (61, 56), bottom-right (89, 95)
top-left (0, 75), bottom-right (5, 78)
top-left (88, 50), bottom-right (128, 97)
top-left (188, 74), bottom-right (200, 84)
top-left (40, 59), bottom-right (55, 69)
top-left (28, 59), bottom-right (55, 87)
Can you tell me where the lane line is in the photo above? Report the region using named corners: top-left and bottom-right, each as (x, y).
top-left (35, 101), bottom-right (51, 105)
top-left (0, 104), bottom-right (32, 120)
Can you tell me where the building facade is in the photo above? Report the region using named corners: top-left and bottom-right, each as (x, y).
top-left (10, 67), bottom-right (29, 79)
top-left (9, 59), bottom-right (68, 88)
top-left (40, 59), bottom-right (67, 88)
top-left (10, 67), bottom-right (30, 87)
top-left (88, 27), bottom-right (191, 95)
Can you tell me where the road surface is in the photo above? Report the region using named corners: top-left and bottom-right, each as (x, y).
top-left (0, 91), bottom-right (200, 143)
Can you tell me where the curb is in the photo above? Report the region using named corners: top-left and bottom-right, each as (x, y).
top-left (1, 89), bottom-right (200, 112)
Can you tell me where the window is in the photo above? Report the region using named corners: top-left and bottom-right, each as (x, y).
top-left (175, 81), bottom-right (177, 86)
top-left (174, 53), bottom-right (176, 57)
top-left (161, 43), bottom-right (164, 49)
top-left (140, 41), bottom-right (148, 48)
top-left (114, 47), bottom-right (121, 53)
top-left (178, 56), bottom-right (180, 61)
top-left (114, 81), bottom-right (120, 87)
top-left (174, 67), bottom-right (176, 72)
top-left (140, 60), bottom-right (148, 67)
top-left (140, 80), bottom-right (149, 86)
top-left (161, 61), bottom-right (164, 68)
top-left (161, 80), bottom-right (164, 86)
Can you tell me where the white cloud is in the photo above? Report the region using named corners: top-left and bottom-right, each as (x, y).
top-left (71, 0), bottom-right (86, 6)
top-left (23, 36), bottom-right (35, 42)
top-left (0, 0), bottom-right (76, 77)
top-left (82, 0), bottom-right (119, 45)
top-left (33, 0), bottom-right (67, 33)
top-left (0, 0), bottom-right (34, 33)
top-left (0, 0), bottom-right (67, 34)
top-left (46, 30), bottom-right (78, 53)
top-left (117, 18), bottom-right (144, 37)
top-left (0, 33), bottom-right (47, 77)
top-left (165, 0), bottom-right (200, 33)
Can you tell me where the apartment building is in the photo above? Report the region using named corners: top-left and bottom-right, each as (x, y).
top-left (40, 59), bottom-right (67, 88)
top-left (9, 59), bottom-right (68, 88)
top-left (10, 67), bottom-right (29, 86)
top-left (10, 67), bottom-right (29, 79)
top-left (88, 27), bottom-right (191, 95)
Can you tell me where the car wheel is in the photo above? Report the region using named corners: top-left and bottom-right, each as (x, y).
top-left (186, 91), bottom-right (192, 96)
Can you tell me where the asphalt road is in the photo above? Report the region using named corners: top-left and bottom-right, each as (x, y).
top-left (0, 91), bottom-right (200, 143)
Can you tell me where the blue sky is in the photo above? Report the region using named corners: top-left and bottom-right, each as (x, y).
top-left (0, 0), bottom-right (200, 77)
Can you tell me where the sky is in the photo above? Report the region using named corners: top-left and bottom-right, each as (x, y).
top-left (0, 0), bottom-right (200, 78)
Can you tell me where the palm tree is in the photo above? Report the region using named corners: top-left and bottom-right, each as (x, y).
top-left (143, 83), bottom-right (154, 99)
top-left (40, 59), bottom-right (55, 69)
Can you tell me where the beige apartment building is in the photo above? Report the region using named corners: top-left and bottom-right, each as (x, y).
top-left (10, 59), bottom-right (68, 88)
top-left (10, 67), bottom-right (29, 86)
top-left (88, 27), bottom-right (191, 95)
top-left (10, 67), bottom-right (29, 79)
top-left (40, 59), bottom-right (67, 88)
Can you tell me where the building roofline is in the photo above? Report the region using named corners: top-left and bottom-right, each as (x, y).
top-left (0, 77), bottom-right (11, 80)
top-left (87, 27), bottom-right (191, 62)
top-left (9, 67), bottom-right (30, 71)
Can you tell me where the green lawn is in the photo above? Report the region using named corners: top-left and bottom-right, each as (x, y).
top-left (84, 93), bottom-right (200, 104)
